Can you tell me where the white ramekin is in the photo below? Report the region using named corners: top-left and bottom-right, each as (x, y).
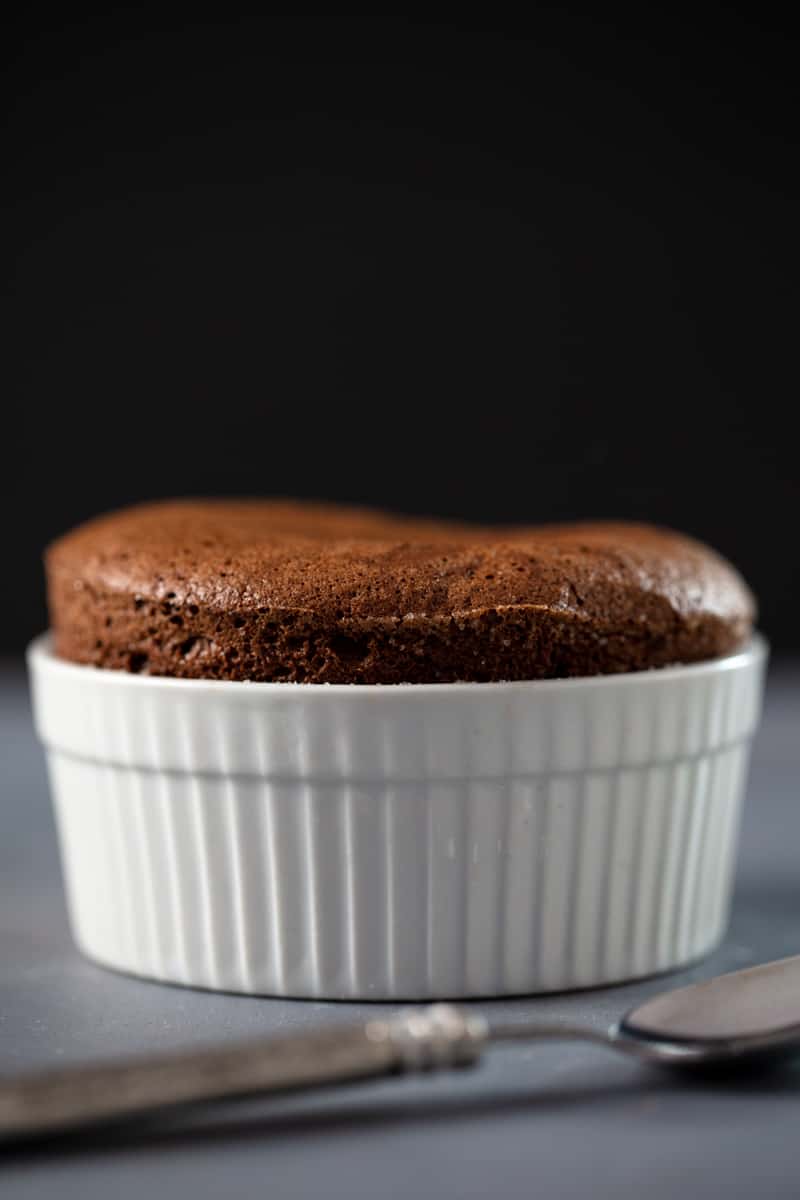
top-left (28, 634), bottom-right (767, 999)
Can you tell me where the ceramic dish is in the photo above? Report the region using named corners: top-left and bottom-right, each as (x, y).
top-left (28, 633), bottom-right (767, 999)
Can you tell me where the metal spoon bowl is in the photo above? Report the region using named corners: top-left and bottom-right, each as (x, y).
top-left (492, 954), bottom-right (800, 1068)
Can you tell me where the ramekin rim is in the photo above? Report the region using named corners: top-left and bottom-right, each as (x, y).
top-left (27, 631), bottom-right (768, 697)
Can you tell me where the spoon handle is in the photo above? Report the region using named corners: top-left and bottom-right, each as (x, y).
top-left (0, 1005), bottom-right (487, 1141)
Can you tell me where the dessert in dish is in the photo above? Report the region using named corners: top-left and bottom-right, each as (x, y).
top-left (31, 500), bottom-right (764, 999)
top-left (46, 500), bottom-right (754, 684)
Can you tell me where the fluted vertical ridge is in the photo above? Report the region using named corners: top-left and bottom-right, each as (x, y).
top-left (32, 634), bottom-right (766, 999)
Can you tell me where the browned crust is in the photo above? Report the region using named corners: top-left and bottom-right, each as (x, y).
top-left (45, 500), bottom-right (756, 683)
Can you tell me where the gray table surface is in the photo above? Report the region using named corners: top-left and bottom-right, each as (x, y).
top-left (1, 657), bottom-right (798, 1199)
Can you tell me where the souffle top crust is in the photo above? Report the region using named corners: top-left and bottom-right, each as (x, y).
top-left (45, 500), bottom-right (755, 684)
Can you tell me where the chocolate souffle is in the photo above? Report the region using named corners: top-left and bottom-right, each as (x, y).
top-left (46, 500), bottom-right (754, 685)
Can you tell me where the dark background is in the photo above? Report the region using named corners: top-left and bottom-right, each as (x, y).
top-left (5, 12), bottom-right (798, 654)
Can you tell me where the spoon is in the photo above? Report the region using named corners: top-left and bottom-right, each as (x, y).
top-left (2, 955), bottom-right (799, 1141)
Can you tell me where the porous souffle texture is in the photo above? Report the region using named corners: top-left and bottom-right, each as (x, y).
top-left (46, 500), bottom-right (755, 684)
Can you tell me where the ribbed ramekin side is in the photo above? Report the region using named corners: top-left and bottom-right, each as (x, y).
top-left (47, 743), bottom-right (753, 999)
top-left (35, 635), bottom-right (766, 999)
